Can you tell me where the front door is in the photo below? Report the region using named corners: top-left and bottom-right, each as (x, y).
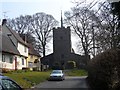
top-left (15, 57), bottom-right (17, 70)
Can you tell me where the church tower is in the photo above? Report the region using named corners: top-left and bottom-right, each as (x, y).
top-left (53, 11), bottom-right (71, 68)
top-left (41, 12), bottom-right (88, 70)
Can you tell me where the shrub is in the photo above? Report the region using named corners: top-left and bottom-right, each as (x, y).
top-left (33, 67), bottom-right (39, 71)
top-left (14, 70), bottom-right (24, 73)
top-left (2, 68), bottom-right (12, 73)
top-left (22, 67), bottom-right (31, 72)
top-left (88, 48), bottom-right (120, 90)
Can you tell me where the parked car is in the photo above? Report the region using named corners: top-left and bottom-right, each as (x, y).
top-left (0, 75), bottom-right (23, 90)
top-left (49, 70), bottom-right (65, 81)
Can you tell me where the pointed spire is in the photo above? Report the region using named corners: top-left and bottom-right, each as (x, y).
top-left (61, 10), bottom-right (63, 28)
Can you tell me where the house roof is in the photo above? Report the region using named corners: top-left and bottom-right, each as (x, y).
top-left (28, 44), bottom-right (41, 57)
top-left (1, 34), bottom-right (20, 55)
top-left (5, 25), bottom-right (28, 47)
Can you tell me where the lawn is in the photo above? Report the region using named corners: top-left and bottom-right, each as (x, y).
top-left (65, 69), bottom-right (88, 76)
top-left (3, 71), bottom-right (51, 88)
top-left (3, 69), bottom-right (87, 88)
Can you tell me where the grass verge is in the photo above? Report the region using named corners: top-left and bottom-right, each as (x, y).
top-left (66, 69), bottom-right (88, 76)
top-left (3, 71), bottom-right (51, 88)
top-left (3, 69), bottom-right (87, 88)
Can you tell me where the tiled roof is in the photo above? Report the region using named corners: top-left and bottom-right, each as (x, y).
top-left (1, 34), bottom-right (20, 55)
top-left (28, 44), bottom-right (41, 57)
top-left (6, 25), bottom-right (28, 47)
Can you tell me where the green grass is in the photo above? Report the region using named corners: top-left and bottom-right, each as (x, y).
top-left (3, 69), bottom-right (87, 88)
top-left (66, 69), bottom-right (88, 76)
top-left (3, 71), bottom-right (51, 88)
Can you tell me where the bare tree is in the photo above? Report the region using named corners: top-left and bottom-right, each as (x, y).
top-left (30, 12), bottom-right (58, 57)
top-left (7, 15), bottom-right (38, 53)
top-left (64, 1), bottom-right (100, 58)
top-left (111, 1), bottom-right (120, 25)
top-left (7, 15), bottom-right (32, 34)
top-left (111, 1), bottom-right (120, 48)
top-left (19, 32), bottom-right (36, 45)
top-left (95, 1), bottom-right (120, 52)
top-left (7, 12), bottom-right (58, 56)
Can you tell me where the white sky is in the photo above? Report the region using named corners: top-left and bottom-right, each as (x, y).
top-left (0, 0), bottom-right (104, 21)
top-left (1, 0), bottom-right (74, 22)
top-left (0, 0), bottom-right (105, 55)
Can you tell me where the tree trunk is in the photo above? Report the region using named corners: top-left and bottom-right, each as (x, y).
top-left (43, 45), bottom-right (45, 57)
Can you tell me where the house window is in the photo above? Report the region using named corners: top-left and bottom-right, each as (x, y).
top-left (24, 46), bottom-right (27, 52)
top-left (9, 56), bottom-right (13, 63)
top-left (22, 58), bottom-right (24, 65)
top-left (28, 62), bottom-right (33, 68)
top-left (2, 55), bottom-right (5, 62)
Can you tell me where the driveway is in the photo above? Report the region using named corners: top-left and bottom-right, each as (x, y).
top-left (31, 76), bottom-right (90, 90)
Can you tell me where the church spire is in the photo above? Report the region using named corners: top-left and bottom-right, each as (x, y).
top-left (61, 10), bottom-right (63, 28)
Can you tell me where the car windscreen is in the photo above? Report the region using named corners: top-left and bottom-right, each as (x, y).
top-left (52, 71), bottom-right (62, 74)
top-left (1, 79), bottom-right (22, 90)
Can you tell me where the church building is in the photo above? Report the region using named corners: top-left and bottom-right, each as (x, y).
top-left (41, 13), bottom-right (88, 69)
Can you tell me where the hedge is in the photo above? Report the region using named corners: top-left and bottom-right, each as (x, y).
top-left (88, 48), bottom-right (120, 90)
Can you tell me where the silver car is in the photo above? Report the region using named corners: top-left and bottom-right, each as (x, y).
top-left (49, 70), bottom-right (65, 81)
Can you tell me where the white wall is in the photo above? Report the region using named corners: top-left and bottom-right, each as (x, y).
top-left (1, 62), bottom-right (14, 70)
top-left (0, 54), bottom-right (27, 70)
top-left (1, 54), bottom-right (15, 70)
top-left (17, 43), bottom-right (28, 57)
top-left (16, 55), bottom-right (27, 69)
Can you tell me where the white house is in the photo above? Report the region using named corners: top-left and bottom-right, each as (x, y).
top-left (1, 19), bottom-right (29, 70)
top-left (0, 33), bottom-right (21, 70)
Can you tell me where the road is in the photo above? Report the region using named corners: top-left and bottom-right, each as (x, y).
top-left (30, 76), bottom-right (90, 90)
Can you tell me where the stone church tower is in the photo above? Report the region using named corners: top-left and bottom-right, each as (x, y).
top-left (52, 13), bottom-right (72, 68)
top-left (53, 26), bottom-right (71, 68)
top-left (41, 12), bottom-right (88, 70)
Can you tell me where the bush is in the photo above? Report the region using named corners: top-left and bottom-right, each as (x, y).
top-left (22, 67), bottom-right (31, 72)
top-left (88, 49), bottom-right (120, 90)
top-left (2, 68), bottom-right (13, 73)
top-left (33, 67), bottom-right (39, 71)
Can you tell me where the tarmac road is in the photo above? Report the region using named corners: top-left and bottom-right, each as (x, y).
top-left (31, 76), bottom-right (90, 90)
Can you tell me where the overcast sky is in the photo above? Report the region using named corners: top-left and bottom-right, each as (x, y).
top-left (0, 0), bottom-right (105, 21)
top-left (1, 0), bottom-right (74, 22)
top-left (0, 0), bottom-right (104, 55)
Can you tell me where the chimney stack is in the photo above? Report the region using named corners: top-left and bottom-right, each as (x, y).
top-left (2, 19), bottom-right (7, 26)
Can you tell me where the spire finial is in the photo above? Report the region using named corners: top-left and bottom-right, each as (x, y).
top-left (61, 10), bottom-right (63, 28)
